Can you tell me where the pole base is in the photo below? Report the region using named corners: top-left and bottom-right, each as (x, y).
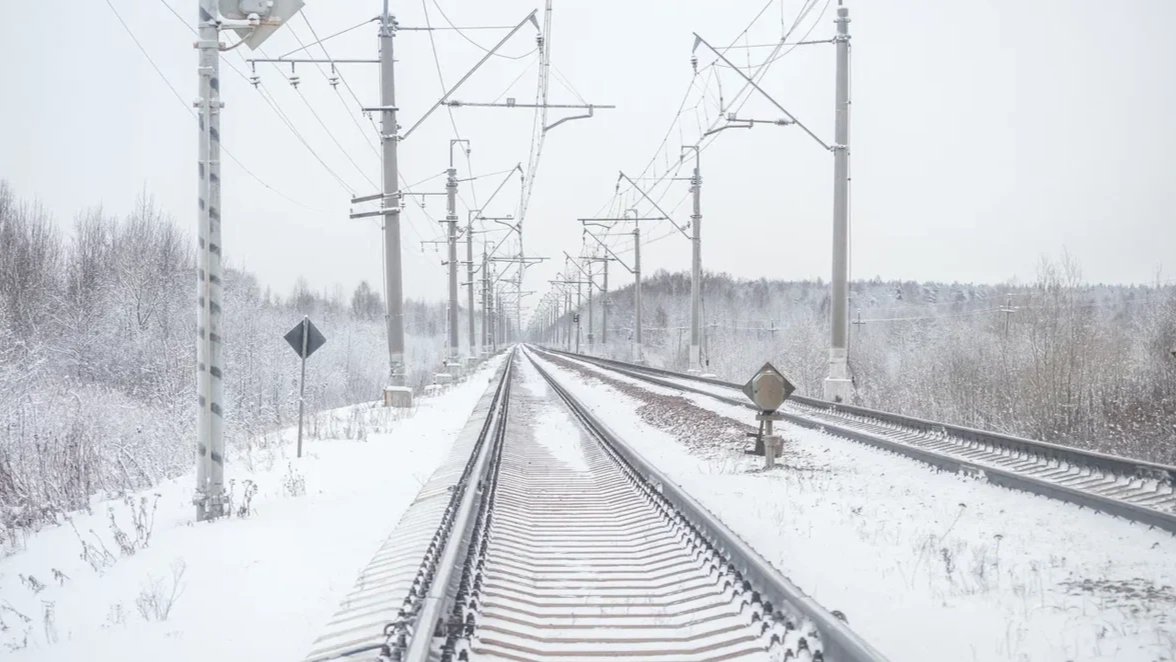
top-left (824, 348), bottom-right (854, 403)
top-left (194, 491), bottom-right (228, 521)
top-left (822, 378), bottom-right (853, 403)
top-left (688, 344), bottom-right (703, 374)
top-left (383, 386), bottom-right (414, 408)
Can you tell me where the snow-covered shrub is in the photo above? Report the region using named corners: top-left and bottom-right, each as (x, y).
top-left (134, 560), bottom-right (185, 622)
top-left (282, 463), bottom-right (306, 498)
top-left (569, 267), bottom-right (1176, 464)
top-left (0, 182), bottom-right (457, 541)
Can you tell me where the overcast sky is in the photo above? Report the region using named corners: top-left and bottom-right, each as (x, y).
top-left (2, 0), bottom-right (1173, 314)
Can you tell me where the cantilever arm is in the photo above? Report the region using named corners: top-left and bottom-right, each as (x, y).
top-left (582, 230), bottom-right (634, 274)
top-left (692, 33), bottom-right (829, 151)
top-left (403, 10), bottom-right (540, 140)
top-left (617, 172), bottom-right (691, 240)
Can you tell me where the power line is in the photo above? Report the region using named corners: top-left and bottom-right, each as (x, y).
top-left (156, 0), bottom-right (360, 194)
top-left (297, 13), bottom-right (383, 159)
top-left (428, 0), bottom-right (538, 60)
top-left (294, 87), bottom-right (376, 189)
top-left (252, 81), bottom-right (356, 193)
top-left (421, 0), bottom-right (480, 210)
top-left (279, 17), bottom-right (376, 59)
top-left (109, 0), bottom-right (328, 211)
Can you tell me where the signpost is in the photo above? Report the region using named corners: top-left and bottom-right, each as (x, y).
top-left (741, 362), bottom-right (796, 468)
top-left (284, 316), bottom-right (326, 458)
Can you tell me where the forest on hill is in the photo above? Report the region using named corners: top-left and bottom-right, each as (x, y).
top-left (556, 266), bottom-right (1176, 464)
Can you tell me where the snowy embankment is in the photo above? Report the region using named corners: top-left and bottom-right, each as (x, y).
top-left (534, 352), bottom-right (1176, 662)
top-left (0, 358), bottom-right (500, 661)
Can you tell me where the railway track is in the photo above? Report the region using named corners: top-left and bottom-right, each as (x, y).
top-left (308, 347), bottom-right (885, 662)
top-left (534, 346), bottom-right (1176, 535)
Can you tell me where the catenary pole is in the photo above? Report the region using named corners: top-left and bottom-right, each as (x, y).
top-left (601, 258), bottom-right (609, 346)
top-left (466, 214), bottom-right (477, 357)
top-left (687, 147), bottom-right (703, 373)
top-left (587, 260), bottom-right (594, 350)
top-left (380, 2), bottom-right (407, 387)
top-left (445, 166), bottom-right (459, 362)
top-left (824, 5), bottom-right (853, 403)
top-left (194, 0), bottom-right (226, 521)
top-left (634, 225), bottom-right (643, 363)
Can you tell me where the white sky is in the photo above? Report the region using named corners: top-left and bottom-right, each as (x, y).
top-left (1, 1), bottom-right (1174, 314)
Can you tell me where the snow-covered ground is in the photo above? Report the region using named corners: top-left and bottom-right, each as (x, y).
top-left (0, 358), bottom-right (501, 661)
top-left (532, 351), bottom-right (1176, 662)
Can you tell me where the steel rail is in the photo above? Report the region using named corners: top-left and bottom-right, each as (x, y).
top-left (525, 347), bottom-right (889, 662)
top-left (398, 350), bottom-right (517, 661)
top-left (534, 346), bottom-right (1176, 535)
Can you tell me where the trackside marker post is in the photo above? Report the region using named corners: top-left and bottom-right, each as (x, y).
top-left (285, 316), bottom-right (326, 458)
top-left (742, 362), bottom-right (796, 468)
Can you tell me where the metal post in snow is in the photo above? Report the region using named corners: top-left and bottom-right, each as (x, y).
top-left (602, 259), bottom-right (609, 346)
top-left (687, 147), bottom-right (703, 373)
top-left (634, 226), bottom-right (643, 363)
top-left (380, 3), bottom-right (407, 387)
top-left (194, 0), bottom-right (226, 521)
top-left (587, 261), bottom-right (594, 350)
top-left (445, 165), bottom-right (459, 362)
top-left (466, 216), bottom-right (476, 358)
top-left (576, 279), bottom-right (582, 353)
top-left (296, 316), bottom-right (308, 458)
top-left (823, 5), bottom-right (853, 403)
top-left (482, 249), bottom-right (490, 353)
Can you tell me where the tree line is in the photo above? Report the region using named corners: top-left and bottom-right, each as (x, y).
top-left (572, 263), bottom-right (1176, 464)
top-left (0, 182), bottom-right (450, 543)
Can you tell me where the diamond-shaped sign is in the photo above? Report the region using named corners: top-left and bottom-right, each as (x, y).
top-left (741, 362), bottom-right (795, 413)
top-left (284, 318), bottom-right (326, 359)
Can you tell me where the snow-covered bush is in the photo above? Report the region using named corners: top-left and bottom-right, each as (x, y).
top-left (0, 182), bottom-right (459, 542)
top-left (562, 266), bottom-right (1176, 464)
top-left (134, 560), bottom-right (186, 622)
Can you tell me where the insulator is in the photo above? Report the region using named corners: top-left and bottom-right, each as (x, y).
top-left (690, 54), bottom-right (698, 72)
